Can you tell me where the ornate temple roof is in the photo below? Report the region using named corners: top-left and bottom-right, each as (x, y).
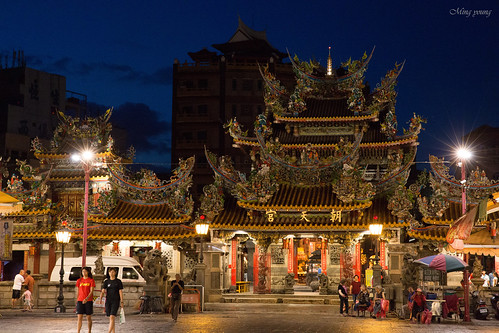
top-left (211, 196), bottom-right (405, 232)
top-left (90, 200), bottom-right (189, 224)
top-left (237, 183), bottom-right (371, 212)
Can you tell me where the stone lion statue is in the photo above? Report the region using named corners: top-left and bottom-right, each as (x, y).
top-left (319, 273), bottom-right (328, 289)
top-left (94, 255), bottom-right (104, 275)
top-left (285, 273), bottom-right (295, 288)
top-left (143, 249), bottom-right (167, 286)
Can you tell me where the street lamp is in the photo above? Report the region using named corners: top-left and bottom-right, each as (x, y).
top-left (195, 215), bottom-right (209, 264)
top-left (456, 146), bottom-right (472, 322)
top-left (71, 149), bottom-right (94, 267)
top-left (369, 220), bottom-right (383, 287)
top-left (55, 222), bottom-right (72, 313)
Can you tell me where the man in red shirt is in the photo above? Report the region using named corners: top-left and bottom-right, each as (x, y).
top-left (23, 270), bottom-right (35, 308)
top-left (76, 267), bottom-right (96, 333)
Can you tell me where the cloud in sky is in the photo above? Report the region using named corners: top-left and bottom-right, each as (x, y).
top-left (20, 54), bottom-right (173, 86)
top-left (87, 101), bottom-right (171, 158)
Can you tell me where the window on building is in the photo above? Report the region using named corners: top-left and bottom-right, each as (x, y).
top-left (181, 106), bottom-right (193, 115)
top-left (181, 132), bottom-right (193, 142)
top-left (198, 79), bottom-right (208, 89)
top-left (181, 80), bottom-right (194, 89)
top-left (198, 105), bottom-right (208, 115)
top-left (232, 79), bottom-right (237, 91)
top-left (197, 131), bottom-right (207, 142)
top-left (242, 79), bottom-right (252, 91)
top-left (241, 105), bottom-right (252, 114)
top-left (232, 105), bottom-right (237, 118)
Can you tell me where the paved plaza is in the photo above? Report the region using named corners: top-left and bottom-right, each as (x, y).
top-left (0, 304), bottom-right (498, 333)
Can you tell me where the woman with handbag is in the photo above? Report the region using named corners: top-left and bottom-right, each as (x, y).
top-left (170, 274), bottom-right (184, 322)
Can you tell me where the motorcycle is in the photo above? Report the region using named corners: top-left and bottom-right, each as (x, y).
top-left (491, 293), bottom-right (499, 320)
top-left (472, 291), bottom-right (489, 320)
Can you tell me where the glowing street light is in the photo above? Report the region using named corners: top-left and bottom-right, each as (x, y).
top-left (55, 222), bottom-right (72, 313)
top-left (456, 146), bottom-right (472, 323)
top-left (195, 215), bottom-right (209, 264)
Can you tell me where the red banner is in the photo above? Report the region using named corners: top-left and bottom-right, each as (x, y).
top-left (380, 241), bottom-right (387, 269)
top-left (287, 238), bottom-right (294, 274)
top-left (231, 238), bottom-right (237, 286)
top-left (321, 239), bottom-right (327, 275)
top-left (355, 242), bottom-right (361, 278)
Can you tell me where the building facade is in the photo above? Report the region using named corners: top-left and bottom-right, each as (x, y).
top-left (172, 18), bottom-right (294, 197)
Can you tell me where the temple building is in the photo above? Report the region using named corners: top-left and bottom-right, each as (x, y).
top-left (172, 18), bottom-right (294, 197)
top-left (198, 45), bottom-right (427, 296)
top-left (0, 109), bottom-right (196, 281)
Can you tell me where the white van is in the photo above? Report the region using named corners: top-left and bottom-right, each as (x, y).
top-left (50, 256), bottom-right (145, 283)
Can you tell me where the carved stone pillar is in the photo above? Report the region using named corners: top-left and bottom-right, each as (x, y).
top-left (251, 233), bottom-right (275, 294)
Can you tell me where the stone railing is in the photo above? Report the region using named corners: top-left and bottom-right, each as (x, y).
top-left (0, 278), bottom-right (145, 309)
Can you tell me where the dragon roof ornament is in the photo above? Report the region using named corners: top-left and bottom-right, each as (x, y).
top-left (287, 47), bottom-right (375, 84)
top-left (204, 147), bottom-right (278, 203)
top-left (429, 155), bottom-right (499, 201)
top-left (104, 157), bottom-right (195, 216)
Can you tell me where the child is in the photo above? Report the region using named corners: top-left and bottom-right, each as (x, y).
top-left (22, 285), bottom-right (32, 312)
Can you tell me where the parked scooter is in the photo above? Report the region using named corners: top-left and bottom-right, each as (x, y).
top-left (491, 293), bottom-right (499, 320)
top-left (472, 291), bottom-right (489, 320)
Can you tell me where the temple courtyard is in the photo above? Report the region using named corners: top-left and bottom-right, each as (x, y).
top-left (0, 304), bottom-right (497, 332)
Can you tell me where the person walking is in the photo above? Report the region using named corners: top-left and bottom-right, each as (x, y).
top-left (11, 269), bottom-right (25, 308)
top-left (170, 274), bottom-right (184, 322)
top-left (76, 267), bottom-right (96, 333)
top-left (338, 279), bottom-right (349, 316)
top-left (99, 267), bottom-right (124, 333)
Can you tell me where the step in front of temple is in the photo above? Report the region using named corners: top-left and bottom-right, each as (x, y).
top-left (221, 294), bottom-right (342, 305)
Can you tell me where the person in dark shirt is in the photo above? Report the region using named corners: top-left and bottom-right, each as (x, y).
top-left (170, 274), bottom-right (184, 322)
top-left (99, 267), bottom-right (124, 333)
top-left (338, 279), bottom-right (349, 316)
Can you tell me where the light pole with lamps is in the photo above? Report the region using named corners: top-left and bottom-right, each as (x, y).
top-left (369, 221), bottom-right (383, 288)
top-left (195, 214), bottom-right (210, 264)
top-left (55, 222), bottom-right (72, 313)
top-left (71, 150), bottom-right (94, 268)
top-left (456, 147), bottom-right (472, 322)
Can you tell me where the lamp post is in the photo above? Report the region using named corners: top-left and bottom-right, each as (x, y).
top-left (457, 147), bottom-right (471, 322)
top-left (54, 222), bottom-right (72, 313)
top-left (369, 221), bottom-right (383, 287)
top-left (195, 215), bottom-right (210, 264)
top-left (71, 150), bottom-right (94, 267)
